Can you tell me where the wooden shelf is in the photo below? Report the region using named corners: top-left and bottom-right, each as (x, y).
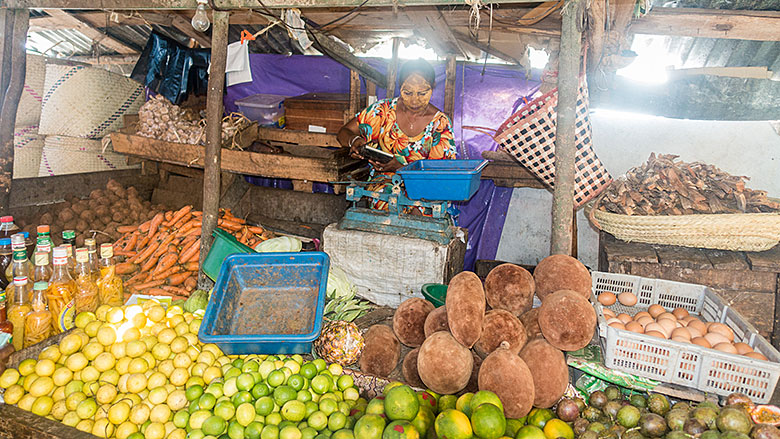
top-left (110, 133), bottom-right (364, 183)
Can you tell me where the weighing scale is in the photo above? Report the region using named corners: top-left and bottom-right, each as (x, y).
top-left (337, 174), bottom-right (458, 245)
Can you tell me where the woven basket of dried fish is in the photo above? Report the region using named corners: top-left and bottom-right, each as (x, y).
top-left (587, 153), bottom-right (780, 252)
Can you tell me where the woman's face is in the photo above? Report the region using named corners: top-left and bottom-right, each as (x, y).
top-left (399, 73), bottom-right (432, 112)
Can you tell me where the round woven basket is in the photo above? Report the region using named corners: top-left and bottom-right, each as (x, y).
top-left (588, 193), bottom-right (780, 252)
top-left (15, 54), bottom-right (46, 127)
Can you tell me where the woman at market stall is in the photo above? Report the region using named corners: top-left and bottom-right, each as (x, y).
top-left (337, 59), bottom-right (457, 210)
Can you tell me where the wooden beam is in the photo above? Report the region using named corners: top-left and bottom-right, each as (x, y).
top-left (308, 27), bottom-right (387, 89)
top-left (41, 9), bottom-right (138, 54)
top-left (452, 29), bottom-right (523, 65)
top-left (256, 127), bottom-right (340, 147)
top-left (0, 10), bottom-right (14, 107)
top-left (348, 70), bottom-right (361, 121)
top-left (1, 0), bottom-right (536, 10)
top-left (443, 56), bottom-right (456, 119)
top-left (631, 8), bottom-right (780, 41)
top-left (198, 9), bottom-right (229, 288)
top-left (164, 11), bottom-right (213, 47)
top-left (386, 37), bottom-right (401, 99)
top-left (31, 10), bottom-right (173, 31)
top-left (0, 10), bottom-right (28, 210)
top-left (407, 8), bottom-right (466, 57)
top-left (550, 0), bottom-right (581, 256)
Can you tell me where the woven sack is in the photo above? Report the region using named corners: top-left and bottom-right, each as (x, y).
top-left (486, 76), bottom-right (611, 208)
top-left (39, 65), bottom-right (144, 139)
top-left (15, 55), bottom-right (46, 127)
top-left (38, 135), bottom-right (139, 177)
top-left (13, 125), bottom-right (44, 179)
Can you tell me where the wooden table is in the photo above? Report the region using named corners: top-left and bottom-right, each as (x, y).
top-left (599, 232), bottom-right (780, 344)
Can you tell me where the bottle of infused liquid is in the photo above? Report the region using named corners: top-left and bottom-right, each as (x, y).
top-left (24, 282), bottom-right (51, 348)
top-left (5, 233), bottom-right (32, 286)
top-left (0, 290), bottom-right (13, 348)
top-left (98, 244), bottom-right (124, 307)
top-left (34, 226), bottom-right (53, 266)
top-left (0, 216), bottom-right (19, 239)
top-left (74, 248), bottom-right (99, 314)
top-left (84, 238), bottom-right (100, 280)
top-left (7, 276), bottom-right (31, 350)
top-left (33, 251), bottom-right (52, 284)
top-left (48, 246), bottom-right (76, 333)
top-left (0, 238), bottom-right (11, 290)
top-left (62, 230), bottom-right (77, 277)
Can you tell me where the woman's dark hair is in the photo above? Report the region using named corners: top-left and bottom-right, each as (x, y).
top-left (398, 59), bottom-right (436, 89)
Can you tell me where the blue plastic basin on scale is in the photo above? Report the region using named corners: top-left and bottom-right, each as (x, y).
top-left (396, 159), bottom-right (489, 201)
top-left (199, 252), bottom-right (330, 355)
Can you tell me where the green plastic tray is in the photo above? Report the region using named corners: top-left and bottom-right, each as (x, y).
top-left (421, 283), bottom-right (447, 308)
top-left (202, 228), bottom-right (254, 281)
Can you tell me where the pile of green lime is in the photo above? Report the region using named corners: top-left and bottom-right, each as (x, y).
top-left (178, 357), bottom-right (364, 439)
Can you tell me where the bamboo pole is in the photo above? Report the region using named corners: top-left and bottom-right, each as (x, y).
top-left (444, 55), bottom-right (456, 119)
top-left (0, 10), bottom-right (28, 210)
top-left (198, 10), bottom-right (230, 287)
top-left (550, 0), bottom-right (582, 255)
top-left (386, 37), bottom-right (401, 99)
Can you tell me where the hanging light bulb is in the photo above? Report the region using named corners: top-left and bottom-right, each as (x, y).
top-left (191, 0), bottom-right (211, 32)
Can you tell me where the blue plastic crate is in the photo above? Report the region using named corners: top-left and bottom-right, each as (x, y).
top-left (397, 159), bottom-right (488, 201)
top-left (199, 252), bottom-right (330, 355)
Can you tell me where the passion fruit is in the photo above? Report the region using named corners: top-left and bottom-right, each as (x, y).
top-left (623, 429), bottom-right (648, 439)
top-left (604, 401), bottom-right (624, 419)
top-left (665, 409), bottom-right (689, 431)
top-left (630, 395), bottom-right (647, 409)
top-left (751, 424), bottom-right (780, 439)
top-left (693, 407), bottom-right (720, 430)
top-left (673, 402), bottom-right (691, 412)
top-left (617, 405), bottom-right (641, 428)
top-left (647, 394), bottom-right (671, 416)
top-left (573, 418), bottom-right (590, 436)
top-left (684, 418), bottom-right (708, 436)
top-left (581, 431), bottom-right (599, 439)
top-left (726, 393), bottom-right (755, 409)
top-left (667, 431), bottom-right (691, 439)
top-left (639, 413), bottom-right (668, 438)
top-left (605, 386), bottom-right (622, 401)
top-left (574, 398), bottom-right (587, 412)
top-left (717, 408), bottom-right (754, 435)
top-left (556, 398), bottom-right (580, 422)
top-left (587, 422), bottom-right (606, 433)
top-left (721, 432), bottom-right (751, 439)
top-left (752, 405), bottom-right (780, 427)
top-left (702, 430), bottom-right (722, 439)
top-left (583, 407), bottom-right (604, 422)
top-left (589, 391), bottom-right (608, 409)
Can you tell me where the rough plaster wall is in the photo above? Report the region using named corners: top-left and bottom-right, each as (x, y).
top-left (497, 110), bottom-right (780, 268)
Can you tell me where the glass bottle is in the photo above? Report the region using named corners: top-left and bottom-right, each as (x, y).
top-left (5, 233), bottom-right (32, 285)
top-left (62, 230), bottom-right (77, 277)
top-left (0, 238), bottom-right (11, 290)
top-left (74, 248), bottom-right (99, 314)
top-left (21, 232), bottom-right (33, 258)
top-left (33, 251), bottom-right (52, 284)
top-left (98, 244), bottom-right (124, 307)
top-left (48, 246), bottom-right (76, 333)
top-left (84, 238), bottom-right (100, 280)
top-left (24, 282), bottom-right (51, 348)
top-left (0, 216), bottom-right (19, 239)
top-left (7, 276), bottom-right (31, 350)
top-left (0, 290), bottom-right (13, 348)
top-left (35, 226), bottom-right (53, 266)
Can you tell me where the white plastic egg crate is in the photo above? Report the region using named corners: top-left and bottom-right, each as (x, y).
top-left (592, 271), bottom-right (780, 403)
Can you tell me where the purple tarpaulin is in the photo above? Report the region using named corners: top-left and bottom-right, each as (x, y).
top-left (225, 54), bottom-right (542, 270)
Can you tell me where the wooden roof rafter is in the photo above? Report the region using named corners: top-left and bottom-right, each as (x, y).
top-left (0, 0), bottom-right (538, 10)
top-left (40, 9), bottom-right (139, 54)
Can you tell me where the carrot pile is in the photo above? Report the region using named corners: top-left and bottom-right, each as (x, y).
top-left (112, 206), bottom-right (273, 300)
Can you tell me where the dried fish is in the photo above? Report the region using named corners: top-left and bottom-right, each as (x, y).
top-left (600, 153), bottom-right (780, 215)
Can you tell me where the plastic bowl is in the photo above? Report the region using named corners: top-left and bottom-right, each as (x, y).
top-left (202, 228), bottom-right (254, 281)
top-left (421, 283), bottom-right (447, 308)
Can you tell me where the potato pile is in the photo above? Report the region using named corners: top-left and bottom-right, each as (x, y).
top-left (359, 254), bottom-right (597, 419)
top-left (19, 180), bottom-right (166, 246)
top-left (137, 95), bottom-right (205, 145)
top-left (600, 300), bottom-right (769, 360)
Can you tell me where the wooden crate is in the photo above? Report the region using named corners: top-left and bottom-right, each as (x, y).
top-left (284, 93), bottom-right (366, 134)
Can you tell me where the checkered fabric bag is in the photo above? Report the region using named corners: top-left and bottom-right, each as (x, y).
top-left (492, 76), bottom-right (611, 207)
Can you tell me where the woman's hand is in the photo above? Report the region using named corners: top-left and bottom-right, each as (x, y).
top-left (369, 158), bottom-right (403, 173)
top-left (349, 136), bottom-right (366, 159)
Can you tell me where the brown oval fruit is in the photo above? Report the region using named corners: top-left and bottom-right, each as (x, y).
top-left (485, 264), bottom-right (535, 316)
top-left (478, 342), bottom-right (535, 418)
top-left (538, 289), bottom-right (597, 351)
top-left (445, 271), bottom-right (486, 348)
top-left (393, 297), bottom-right (435, 347)
top-left (359, 325), bottom-right (401, 378)
top-left (519, 338), bottom-right (568, 408)
top-left (533, 255), bottom-right (591, 300)
top-left (402, 347), bottom-right (424, 388)
top-left (519, 308), bottom-right (543, 340)
top-left (464, 351), bottom-right (483, 394)
top-left (417, 331), bottom-right (473, 394)
top-left (474, 309), bottom-right (528, 358)
top-left (423, 306), bottom-right (449, 338)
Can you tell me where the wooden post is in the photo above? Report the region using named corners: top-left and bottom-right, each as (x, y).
top-left (197, 10), bottom-right (230, 288)
top-left (0, 10), bottom-right (15, 106)
top-left (0, 10), bottom-right (28, 210)
top-left (386, 37), bottom-right (401, 99)
top-left (366, 80), bottom-right (377, 99)
top-left (348, 69), bottom-right (360, 120)
top-left (444, 55), bottom-right (457, 119)
top-left (550, 0), bottom-right (582, 256)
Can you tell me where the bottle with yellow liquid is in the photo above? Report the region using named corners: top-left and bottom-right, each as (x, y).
top-left (5, 233), bottom-right (32, 302)
top-left (48, 246), bottom-right (76, 333)
top-left (97, 244), bottom-right (124, 307)
top-left (7, 276), bottom-right (31, 350)
top-left (84, 238), bottom-right (100, 280)
top-left (24, 281), bottom-right (51, 348)
top-left (32, 251), bottom-right (52, 284)
top-left (74, 247), bottom-right (99, 314)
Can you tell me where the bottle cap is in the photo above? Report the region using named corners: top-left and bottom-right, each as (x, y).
top-left (13, 276), bottom-right (28, 286)
top-left (100, 243), bottom-right (113, 259)
top-left (63, 230), bottom-right (76, 240)
top-left (37, 225), bottom-right (50, 235)
top-left (10, 233), bottom-right (24, 246)
top-left (21, 232), bottom-right (28, 239)
top-left (53, 246), bottom-right (67, 260)
top-left (0, 238), bottom-right (9, 245)
top-left (75, 248), bottom-right (88, 263)
top-left (0, 216), bottom-right (12, 223)
top-left (34, 252), bottom-right (49, 266)
top-left (33, 282), bottom-right (48, 291)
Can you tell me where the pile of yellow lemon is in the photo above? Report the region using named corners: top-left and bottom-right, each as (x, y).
top-left (0, 301), bottom-right (223, 439)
